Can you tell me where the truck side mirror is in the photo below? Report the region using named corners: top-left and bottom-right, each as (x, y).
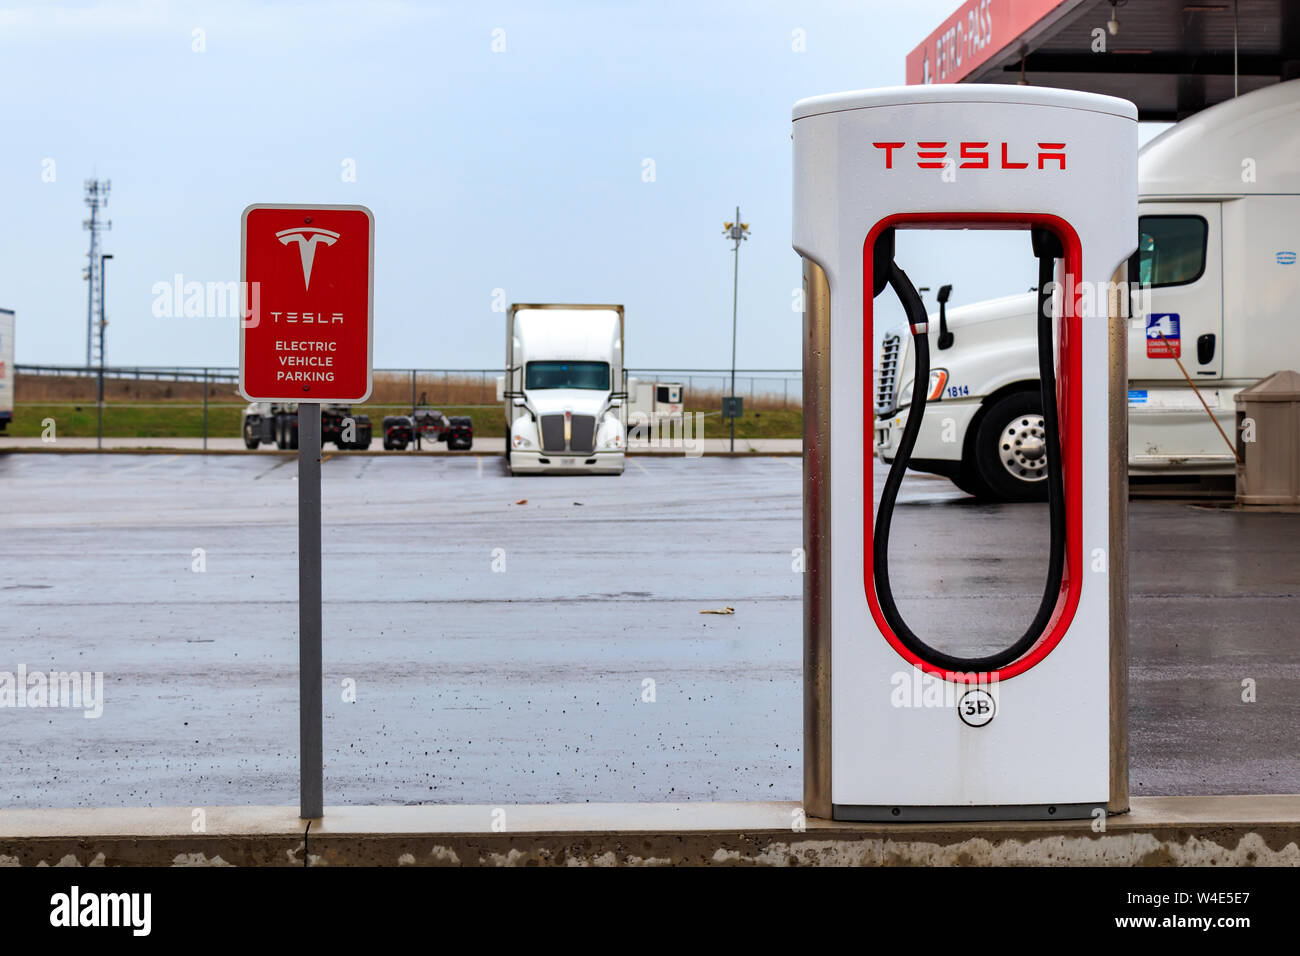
top-left (1126, 248), bottom-right (1144, 319)
top-left (936, 283), bottom-right (954, 350)
top-left (872, 228), bottom-right (896, 297)
top-left (512, 397), bottom-right (526, 407)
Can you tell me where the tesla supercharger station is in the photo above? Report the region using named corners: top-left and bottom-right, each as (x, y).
top-left (792, 85), bottom-right (1137, 821)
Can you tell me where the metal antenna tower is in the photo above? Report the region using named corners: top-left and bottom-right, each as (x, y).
top-left (83, 179), bottom-right (112, 368)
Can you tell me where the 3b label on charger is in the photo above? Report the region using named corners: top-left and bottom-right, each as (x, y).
top-left (958, 689), bottom-right (996, 727)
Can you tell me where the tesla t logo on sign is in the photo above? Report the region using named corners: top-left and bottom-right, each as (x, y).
top-left (276, 227), bottom-right (340, 289)
top-left (239, 204), bottom-right (374, 403)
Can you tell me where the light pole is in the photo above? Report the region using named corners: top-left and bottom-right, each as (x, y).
top-left (722, 208), bottom-right (749, 452)
top-left (83, 179), bottom-right (111, 370)
top-left (97, 253), bottom-right (113, 450)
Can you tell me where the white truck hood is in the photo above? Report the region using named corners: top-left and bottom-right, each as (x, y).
top-left (941, 291), bottom-right (1036, 331)
top-left (524, 388), bottom-right (611, 417)
top-left (889, 292), bottom-right (1037, 410)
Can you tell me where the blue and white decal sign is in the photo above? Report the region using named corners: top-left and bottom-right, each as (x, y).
top-left (1146, 313), bottom-right (1180, 358)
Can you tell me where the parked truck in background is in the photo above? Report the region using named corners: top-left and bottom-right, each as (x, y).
top-left (241, 402), bottom-right (372, 450)
top-left (497, 303), bottom-right (627, 475)
top-left (381, 407), bottom-right (473, 451)
top-left (0, 309), bottom-right (12, 432)
top-left (626, 379), bottom-right (685, 431)
top-left (875, 79), bottom-right (1300, 500)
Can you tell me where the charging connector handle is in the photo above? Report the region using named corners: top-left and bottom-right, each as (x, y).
top-left (872, 241), bottom-right (1066, 673)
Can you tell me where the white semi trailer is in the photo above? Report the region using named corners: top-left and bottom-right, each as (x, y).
top-left (626, 379), bottom-right (684, 430)
top-left (875, 79), bottom-right (1300, 499)
top-left (499, 303), bottom-right (627, 475)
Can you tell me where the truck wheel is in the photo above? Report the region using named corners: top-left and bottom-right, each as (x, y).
top-left (244, 436), bottom-right (259, 450)
top-left (971, 392), bottom-right (1051, 502)
top-left (949, 466), bottom-right (988, 498)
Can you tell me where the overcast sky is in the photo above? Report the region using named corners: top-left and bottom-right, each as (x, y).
top-left (0, 0), bottom-right (1164, 372)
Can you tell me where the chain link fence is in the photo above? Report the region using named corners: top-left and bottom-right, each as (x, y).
top-left (9, 365), bottom-right (803, 441)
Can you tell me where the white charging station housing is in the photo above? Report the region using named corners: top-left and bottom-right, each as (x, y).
top-left (793, 85), bottom-right (1137, 821)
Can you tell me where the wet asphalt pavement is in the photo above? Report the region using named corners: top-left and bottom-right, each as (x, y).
top-left (0, 452), bottom-right (1295, 808)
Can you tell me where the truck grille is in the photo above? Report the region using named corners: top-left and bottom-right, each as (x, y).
top-left (539, 414), bottom-right (566, 453)
top-left (875, 332), bottom-right (901, 416)
top-left (538, 413), bottom-right (597, 454)
top-left (569, 415), bottom-right (596, 454)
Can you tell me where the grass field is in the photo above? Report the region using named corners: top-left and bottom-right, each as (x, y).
top-left (5, 403), bottom-right (804, 440)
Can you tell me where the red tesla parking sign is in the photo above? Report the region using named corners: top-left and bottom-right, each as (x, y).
top-left (239, 204), bottom-right (374, 403)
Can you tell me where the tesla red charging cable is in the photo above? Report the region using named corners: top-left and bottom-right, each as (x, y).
top-left (872, 228), bottom-right (1067, 673)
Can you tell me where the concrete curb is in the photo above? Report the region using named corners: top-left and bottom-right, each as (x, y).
top-left (1, 796), bottom-right (1296, 866)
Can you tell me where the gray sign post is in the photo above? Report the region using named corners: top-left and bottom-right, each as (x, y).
top-left (240, 203), bottom-right (375, 822)
top-left (298, 403), bottom-right (323, 819)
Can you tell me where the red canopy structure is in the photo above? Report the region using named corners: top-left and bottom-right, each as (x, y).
top-left (906, 0), bottom-right (1300, 120)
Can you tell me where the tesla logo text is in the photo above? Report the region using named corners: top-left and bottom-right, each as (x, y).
top-left (268, 311), bottom-right (345, 324)
top-left (276, 227), bottom-right (340, 289)
top-left (872, 141), bottom-right (1066, 171)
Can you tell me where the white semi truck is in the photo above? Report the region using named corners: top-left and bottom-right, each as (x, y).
top-left (0, 308), bottom-right (12, 432)
top-left (499, 303), bottom-right (627, 475)
top-left (876, 79), bottom-right (1300, 500)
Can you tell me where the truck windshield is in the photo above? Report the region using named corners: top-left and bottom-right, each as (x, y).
top-left (525, 361), bottom-right (610, 390)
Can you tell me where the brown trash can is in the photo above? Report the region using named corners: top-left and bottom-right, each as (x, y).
top-left (1235, 370), bottom-right (1300, 506)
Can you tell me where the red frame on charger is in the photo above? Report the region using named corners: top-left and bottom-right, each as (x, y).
top-left (862, 212), bottom-right (1084, 683)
